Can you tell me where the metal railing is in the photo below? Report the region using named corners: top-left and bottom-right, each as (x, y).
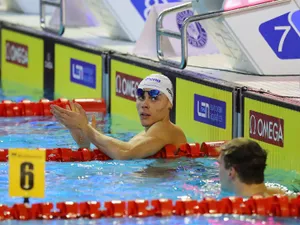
top-left (156, 0), bottom-right (291, 69)
top-left (40, 0), bottom-right (65, 35)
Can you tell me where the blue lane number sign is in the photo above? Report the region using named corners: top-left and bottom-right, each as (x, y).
top-left (259, 10), bottom-right (300, 59)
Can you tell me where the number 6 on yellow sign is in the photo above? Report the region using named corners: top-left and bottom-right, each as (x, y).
top-left (20, 162), bottom-right (34, 190)
top-left (9, 149), bottom-right (46, 198)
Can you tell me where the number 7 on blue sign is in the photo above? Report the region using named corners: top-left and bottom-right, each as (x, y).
top-left (259, 10), bottom-right (300, 59)
top-left (274, 26), bottom-right (291, 53)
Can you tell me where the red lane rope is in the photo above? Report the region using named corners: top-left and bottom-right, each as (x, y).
top-left (0, 98), bottom-right (106, 117)
top-left (0, 142), bottom-right (225, 162)
top-left (1, 195), bottom-right (300, 220)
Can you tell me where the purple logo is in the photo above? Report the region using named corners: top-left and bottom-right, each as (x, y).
top-left (70, 59), bottom-right (96, 88)
top-left (259, 10), bottom-right (300, 59)
top-left (145, 77), bottom-right (161, 83)
top-left (131, 0), bottom-right (183, 21)
top-left (194, 94), bottom-right (226, 129)
top-left (177, 10), bottom-right (207, 48)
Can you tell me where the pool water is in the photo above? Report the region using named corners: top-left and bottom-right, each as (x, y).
top-left (0, 91), bottom-right (300, 224)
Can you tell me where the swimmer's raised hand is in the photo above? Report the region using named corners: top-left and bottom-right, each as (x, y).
top-left (50, 103), bottom-right (89, 130)
top-left (51, 103), bottom-right (98, 149)
top-left (66, 102), bottom-right (96, 128)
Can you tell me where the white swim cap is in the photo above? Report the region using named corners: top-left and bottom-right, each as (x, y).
top-left (138, 74), bottom-right (173, 105)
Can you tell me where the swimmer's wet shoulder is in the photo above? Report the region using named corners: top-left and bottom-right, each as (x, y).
top-left (266, 186), bottom-right (297, 198)
top-left (266, 187), bottom-right (286, 196)
top-left (247, 187), bottom-right (295, 199)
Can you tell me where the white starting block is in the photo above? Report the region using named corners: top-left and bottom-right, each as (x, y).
top-left (156, 0), bottom-right (300, 75)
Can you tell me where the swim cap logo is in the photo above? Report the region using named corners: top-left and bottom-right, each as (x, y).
top-left (166, 88), bottom-right (173, 97)
top-left (145, 77), bottom-right (161, 83)
top-left (176, 10), bottom-right (207, 48)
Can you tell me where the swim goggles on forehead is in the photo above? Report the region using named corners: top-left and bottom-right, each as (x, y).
top-left (136, 88), bottom-right (161, 99)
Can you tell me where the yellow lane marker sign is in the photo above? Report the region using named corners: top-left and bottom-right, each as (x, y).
top-left (9, 149), bottom-right (45, 198)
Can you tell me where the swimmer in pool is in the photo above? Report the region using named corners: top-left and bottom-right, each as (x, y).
top-left (50, 74), bottom-right (187, 160)
top-left (218, 138), bottom-right (292, 198)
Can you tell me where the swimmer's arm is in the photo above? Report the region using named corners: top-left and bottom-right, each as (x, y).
top-left (69, 115), bottom-right (97, 149)
top-left (70, 129), bottom-right (90, 149)
top-left (82, 124), bottom-right (168, 160)
top-left (129, 131), bottom-right (144, 141)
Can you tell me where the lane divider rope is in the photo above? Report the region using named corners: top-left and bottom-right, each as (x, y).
top-left (0, 98), bottom-right (106, 117)
top-left (0, 141), bottom-right (225, 162)
top-left (1, 195), bottom-right (299, 220)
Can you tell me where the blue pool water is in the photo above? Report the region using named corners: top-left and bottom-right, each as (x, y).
top-left (0, 91), bottom-right (300, 224)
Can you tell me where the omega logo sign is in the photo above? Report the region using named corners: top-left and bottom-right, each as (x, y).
top-left (249, 110), bottom-right (284, 147)
top-left (115, 72), bottom-right (142, 101)
top-left (6, 40), bottom-right (28, 67)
